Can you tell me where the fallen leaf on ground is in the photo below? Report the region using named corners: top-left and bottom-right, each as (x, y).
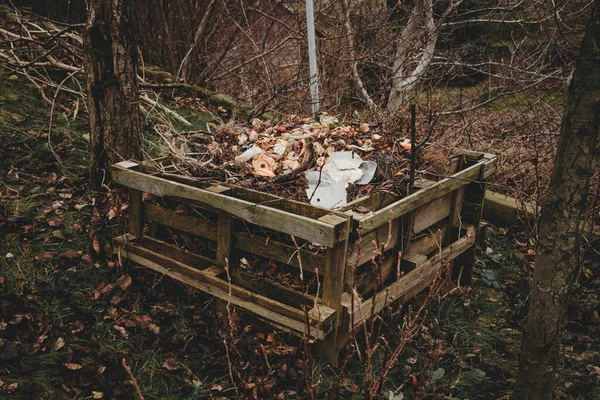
top-left (163, 356), bottom-right (180, 371)
top-left (52, 337), bottom-right (65, 352)
top-left (116, 274), bottom-right (132, 290)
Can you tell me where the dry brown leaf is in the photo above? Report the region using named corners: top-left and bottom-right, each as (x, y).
top-left (135, 315), bottom-right (152, 329)
top-left (52, 337), bottom-right (65, 352)
top-left (163, 356), bottom-right (180, 371)
top-left (92, 235), bottom-right (100, 254)
top-left (113, 325), bottom-right (129, 339)
top-left (51, 230), bottom-right (65, 240)
top-left (64, 363), bottom-right (83, 370)
top-left (116, 274), bottom-right (132, 290)
top-left (60, 249), bottom-right (80, 259)
top-left (0, 382), bottom-right (18, 394)
top-left (148, 323), bottom-right (160, 335)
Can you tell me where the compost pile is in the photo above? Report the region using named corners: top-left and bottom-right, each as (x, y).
top-left (153, 115), bottom-right (448, 208)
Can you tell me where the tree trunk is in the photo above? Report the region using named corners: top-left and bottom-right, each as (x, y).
top-left (512, 2), bottom-right (600, 399)
top-left (341, 0), bottom-right (380, 118)
top-left (154, 0), bottom-right (177, 75)
top-left (84, 0), bottom-right (142, 190)
top-left (387, 0), bottom-right (437, 113)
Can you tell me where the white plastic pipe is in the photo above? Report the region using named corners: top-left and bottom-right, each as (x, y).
top-left (306, 0), bottom-right (320, 114)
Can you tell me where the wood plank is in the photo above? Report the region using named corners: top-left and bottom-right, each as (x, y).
top-left (347, 219), bottom-right (400, 271)
top-left (318, 213), bottom-right (351, 239)
top-left (404, 252), bottom-right (427, 266)
top-left (138, 235), bottom-right (213, 269)
top-left (444, 189), bottom-right (466, 247)
top-left (129, 188), bottom-right (144, 237)
top-left (111, 166), bottom-right (340, 246)
top-left (206, 184), bottom-right (231, 194)
top-left (339, 191), bottom-right (400, 213)
top-left (322, 217), bottom-right (351, 311)
top-left (483, 190), bottom-right (536, 227)
top-left (123, 250), bottom-right (328, 339)
top-left (453, 179), bottom-right (486, 284)
top-left (116, 161), bottom-right (145, 237)
top-left (199, 268), bottom-right (335, 335)
top-left (348, 225), bottom-right (476, 328)
top-left (414, 178), bottom-right (437, 190)
top-left (145, 203), bottom-right (218, 240)
top-left (482, 155), bottom-right (498, 178)
top-left (123, 242), bottom-right (304, 320)
top-left (232, 186), bottom-right (338, 219)
top-left (352, 252), bottom-right (397, 296)
top-left (144, 203), bottom-right (326, 273)
top-left (216, 210), bottom-right (233, 269)
top-left (351, 250), bottom-right (426, 297)
top-left (115, 160), bottom-right (140, 170)
top-left (412, 193), bottom-right (452, 234)
top-left (117, 240), bottom-right (336, 334)
top-left (320, 216), bottom-right (351, 366)
top-left (114, 234), bottom-right (213, 270)
top-left (233, 232), bottom-right (325, 274)
top-left (357, 162), bottom-right (485, 232)
top-left (410, 228), bottom-right (445, 256)
top-left (230, 269), bottom-right (319, 309)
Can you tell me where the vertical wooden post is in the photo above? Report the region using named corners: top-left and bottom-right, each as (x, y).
top-left (216, 210), bottom-right (233, 270)
top-left (317, 214), bottom-right (351, 366)
top-left (114, 160), bottom-right (144, 238)
top-left (128, 188), bottom-right (144, 237)
top-left (207, 185), bottom-right (234, 271)
top-left (208, 185), bottom-right (235, 314)
top-left (443, 157), bottom-right (465, 282)
top-left (403, 104), bottom-right (418, 254)
top-left (453, 163), bottom-right (487, 285)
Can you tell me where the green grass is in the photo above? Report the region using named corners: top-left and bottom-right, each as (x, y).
top-left (1, 65), bottom-right (597, 399)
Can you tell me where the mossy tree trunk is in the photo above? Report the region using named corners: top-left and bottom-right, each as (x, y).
top-left (512, 2), bottom-right (600, 399)
top-left (84, 0), bottom-right (142, 190)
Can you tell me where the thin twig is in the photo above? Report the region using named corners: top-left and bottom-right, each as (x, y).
top-left (121, 358), bottom-right (145, 400)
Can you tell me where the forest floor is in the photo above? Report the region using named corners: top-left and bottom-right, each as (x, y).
top-left (1, 73), bottom-right (599, 399)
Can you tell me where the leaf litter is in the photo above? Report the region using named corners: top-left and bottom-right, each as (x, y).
top-left (0, 73), bottom-right (598, 399)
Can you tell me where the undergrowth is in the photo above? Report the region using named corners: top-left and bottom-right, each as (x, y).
top-left (1, 70), bottom-right (598, 399)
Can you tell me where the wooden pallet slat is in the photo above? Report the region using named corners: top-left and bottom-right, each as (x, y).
top-left (347, 225), bottom-right (476, 329)
top-left (115, 237), bottom-right (337, 337)
top-left (112, 163), bottom-right (343, 247)
top-left (145, 203), bottom-right (218, 240)
top-left (357, 162), bottom-right (485, 232)
top-left (144, 202), bottom-right (327, 273)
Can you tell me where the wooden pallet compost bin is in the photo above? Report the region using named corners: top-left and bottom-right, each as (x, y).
top-left (111, 150), bottom-right (497, 365)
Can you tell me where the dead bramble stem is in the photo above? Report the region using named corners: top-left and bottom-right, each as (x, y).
top-left (121, 357), bottom-right (145, 400)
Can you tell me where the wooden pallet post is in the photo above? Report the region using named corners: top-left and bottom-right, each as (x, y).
top-left (129, 188), bottom-right (143, 237)
top-left (206, 185), bottom-right (234, 271)
top-left (207, 185), bottom-right (234, 314)
top-left (216, 210), bottom-right (233, 269)
top-left (443, 157), bottom-right (466, 281)
top-left (452, 163), bottom-right (487, 285)
top-left (114, 161), bottom-right (144, 238)
top-left (317, 214), bottom-right (351, 367)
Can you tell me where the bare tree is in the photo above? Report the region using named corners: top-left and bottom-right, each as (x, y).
top-left (84, 0), bottom-right (143, 189)
top-left (387, 0), bottom-right (438, 112)
top-left (512, 1), bottom-right (600, 398)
